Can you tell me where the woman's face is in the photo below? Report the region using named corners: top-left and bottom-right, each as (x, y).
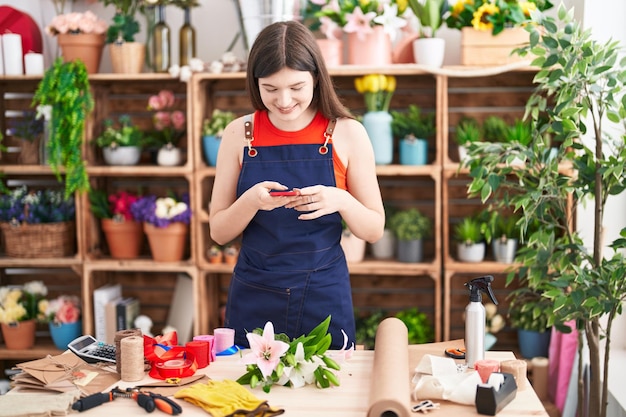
top-left (258, 67), bottom-right (315, 126)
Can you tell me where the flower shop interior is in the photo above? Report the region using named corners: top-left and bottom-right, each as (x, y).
top-left (0, 0), bottom-right (625, 416)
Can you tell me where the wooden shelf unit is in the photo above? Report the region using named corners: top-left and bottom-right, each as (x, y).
top-left (0, 64), bottom-right (550, 359)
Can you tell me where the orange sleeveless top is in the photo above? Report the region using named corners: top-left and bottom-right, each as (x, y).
top-left (253, 110), bottom-right (347, 190)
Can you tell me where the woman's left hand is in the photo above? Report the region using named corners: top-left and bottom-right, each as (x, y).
top-left (286, 185), bottom-right (342, 219)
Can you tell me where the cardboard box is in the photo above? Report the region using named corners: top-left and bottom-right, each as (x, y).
top-left (461, 27), bottom-right (529, 66)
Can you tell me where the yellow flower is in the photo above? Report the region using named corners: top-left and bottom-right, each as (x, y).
top-left (452, 0), bottom-right (473, 17)
top-left (472, 3), bottom-right (500, 31)
top-left (386, 75), bottom-right (397, 92)
top-left (395, 0), bottom-right (408, 14)
top-left (520, 1), bottom-right (537, 17)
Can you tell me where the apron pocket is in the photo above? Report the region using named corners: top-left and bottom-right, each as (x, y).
top-left (225, 273), bottom-right (293, 343)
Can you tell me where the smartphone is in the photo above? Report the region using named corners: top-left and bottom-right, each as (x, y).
top-left (270, 190), bottom-right (299, 196)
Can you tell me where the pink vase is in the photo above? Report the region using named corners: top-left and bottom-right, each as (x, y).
top-left (347, 25), bottom-right (391, 66)
top-left (316, 38), bottom-right (343, 67)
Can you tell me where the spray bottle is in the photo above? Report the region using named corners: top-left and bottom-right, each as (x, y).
top-left (464, 275), bottom-right (498, 368)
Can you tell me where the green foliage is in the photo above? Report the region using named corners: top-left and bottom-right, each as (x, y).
top-left (454, 117), bottom-right (481, 145)
top-left (94, 115), bottom-right (144, 148)
top-left (507, 286), bottom-right (553, 332)
top-left (454, 216), bottom-right (484, 244)
top-left (355, 308), bottom-right (434, 349)
top-left (408, 0), bottom-right (448, 38)
top-left (202, 109), bottom-right (236, 137)
top-left (391, 105), bottom-right (435, 140)
top-left (481, 116), bottom-right (509, 142)
top-left (504, 119), bottom-right (533, 146)
top-left (388, 208), bottom-right (431, 241)
top-left (101, 1), bottom-right (142, 43)
top-left (33, 58), bottom-right (92, 199)
top-left (465, 6), bottom-right (626, 416)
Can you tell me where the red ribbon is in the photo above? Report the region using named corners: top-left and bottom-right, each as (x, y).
top-left (143, 332), bottom-right (198, 380)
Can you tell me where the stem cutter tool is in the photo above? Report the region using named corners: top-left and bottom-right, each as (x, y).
top-left (72, 386), bottom-right (182, 415)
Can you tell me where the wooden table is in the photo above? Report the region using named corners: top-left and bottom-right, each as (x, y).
top-left (75, 341), bottom-right (547, 416)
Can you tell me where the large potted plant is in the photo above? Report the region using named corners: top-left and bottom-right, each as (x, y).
top-left (33, 58), bottom-right (93, 198)
top-left (391, 104), bottom-right (435, 166)
top-left (101, 0), bottom-right (145, 73)
top-left (454, 117), bottom-right (481, 162)
top-left (388, 208), bottom-right (431, 263)
top-left (507, 286), bottom-right (553, 359)
top-left (0, 280), bottom-right (48, 350)
top-left (464, 6), bottom-right (626, 416)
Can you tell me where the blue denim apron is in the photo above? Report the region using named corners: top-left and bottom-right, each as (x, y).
top-left (224, 115), bottom-right (355, 349)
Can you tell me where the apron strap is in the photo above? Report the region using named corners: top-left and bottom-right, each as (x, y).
top-left (319, 118), bottom-right (336, 155)
top-left (244, 114), bottom-right (257, 157)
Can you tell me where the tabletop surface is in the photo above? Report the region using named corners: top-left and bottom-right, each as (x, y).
top-left (68, 341), bottom-right (548, 417)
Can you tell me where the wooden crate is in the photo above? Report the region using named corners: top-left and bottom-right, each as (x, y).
top-left (461, 27), bottom-right (530, 66)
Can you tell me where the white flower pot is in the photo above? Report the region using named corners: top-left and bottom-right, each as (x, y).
top-left (103, 146), bottom-right (141, 166)
top-left (370, 229), bottom-right (396, 259)
top-left (457, 242), bottom-right (486, 263)
top-left (340, 231), bottom-right (366, 263)
top-left (413, 37), bottom-right (445, 68)
top-left (157, 146), bottom-right (182, 166)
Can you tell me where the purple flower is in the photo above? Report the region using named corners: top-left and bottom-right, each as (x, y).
top-left (130, 193), bottom-right (191, 228)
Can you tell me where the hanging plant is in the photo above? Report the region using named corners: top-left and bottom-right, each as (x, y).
top-left (33, 57), bottom-right (93, 198)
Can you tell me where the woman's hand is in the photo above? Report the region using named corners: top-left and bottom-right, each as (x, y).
top-left (253, 181), bottom-right (301, 211)
top-left (286, 185), bottom-right (343, 219)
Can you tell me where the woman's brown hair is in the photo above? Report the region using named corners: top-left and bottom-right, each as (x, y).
top-left (246, 20), bottom-right (353, 120)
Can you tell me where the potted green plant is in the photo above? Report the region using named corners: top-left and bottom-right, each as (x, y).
top-left (507, 287), bottom-right (554, 359)
top-left (9, 111), bottom-right (44, 165)
top-left (454, 216), bottom-right (485, 262)
top-left (94, 115), bottom-right (144, 166)
top-left (202, 109), bottom-right (236, 166)
top-left (408, 0), bottom-right (448, 67)
top-left (489, 212), bottom-right (521, 264)
top-left (391, 105), bottom-right (434, 165)
top-left (454, 117), bottom-right (481, 162)
top-left (33, 58), bottom-right (92, 199)
top-left (388, 208), bottom-right (431, 263)
top-left (465, 6), bottom-right (626, 416)
top-left (101, 0), bottom-right (145, 73)
top-left (481, 115), bottom-right (509, 143)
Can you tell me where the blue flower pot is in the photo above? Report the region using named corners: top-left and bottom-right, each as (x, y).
top-left (399, 137), bottom-right (428, 165)
top-left (362, 111), bottom-right (393, 165)
top-left (517, 328), bottom-right (551, 359)
top-left (202, 135), bottom-right (221, 166)
top-left (49, 320), bottom-right (82, 350)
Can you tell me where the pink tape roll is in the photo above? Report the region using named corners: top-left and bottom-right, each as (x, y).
top-left (193, 335), bottom-right (215, 362)
top-left (474, 359), bottom-right (500, 383)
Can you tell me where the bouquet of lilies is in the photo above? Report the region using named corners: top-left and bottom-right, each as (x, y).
top-left (237, 316), bottom-right (353, 393)
top-left (354, 74), bottom-right (397, 113)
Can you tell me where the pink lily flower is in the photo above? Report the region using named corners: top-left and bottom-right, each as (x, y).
top-left (343, 7), bottom-right (377, 41)
top-left (328, 329), bottom-right (355, 363)
top-left (243, 322), bottom-right (290, 378)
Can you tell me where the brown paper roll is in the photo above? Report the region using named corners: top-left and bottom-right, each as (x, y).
top-left (500, 359), bottom-right (527, 390)
top-left (367, 317), bottom-right (411, 417)
top-left (530, 357), bottom-right (549, 400)
top-left (115, 328), bottom-right (142, 374)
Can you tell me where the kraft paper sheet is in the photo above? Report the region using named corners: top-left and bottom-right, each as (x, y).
top-left (367, 317), bottom-right (468, 417)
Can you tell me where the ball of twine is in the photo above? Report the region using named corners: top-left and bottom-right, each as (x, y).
top-left (115, 328), bottom-right (142, 374)
top-left (120, 335), bottom-right (144, 382)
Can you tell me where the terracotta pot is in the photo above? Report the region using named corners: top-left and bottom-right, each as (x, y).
top-left (347, 25), bottom-right (391, 66)
top-left (102, 219), bottom-right (144, 259)
top-left (144, 222), bottom-right (188, 262)
top-left (1, 319), bottom-right (36, 350)
top-left (109, 41), bottom-right (145, 74)
top-left (57, 33), bottom-right (105, 74)
top-left (316, 38), bottom-right (343, 67)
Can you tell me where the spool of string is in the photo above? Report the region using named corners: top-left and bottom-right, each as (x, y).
top-left (500, 359), bottom-right (528, 390)
top-left (120, 335), bottom-right (145, 382)
top-left (115, 328), bottom-right (142, 374)
top-left (185, 341), bottom-right (209, 368)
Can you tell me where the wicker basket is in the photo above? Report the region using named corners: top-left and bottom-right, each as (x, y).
top-left (0, 221), bottom-right (76, 258)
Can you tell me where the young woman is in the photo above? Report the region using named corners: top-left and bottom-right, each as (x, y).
top-left (209, 20), bottom-right (384, 349)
